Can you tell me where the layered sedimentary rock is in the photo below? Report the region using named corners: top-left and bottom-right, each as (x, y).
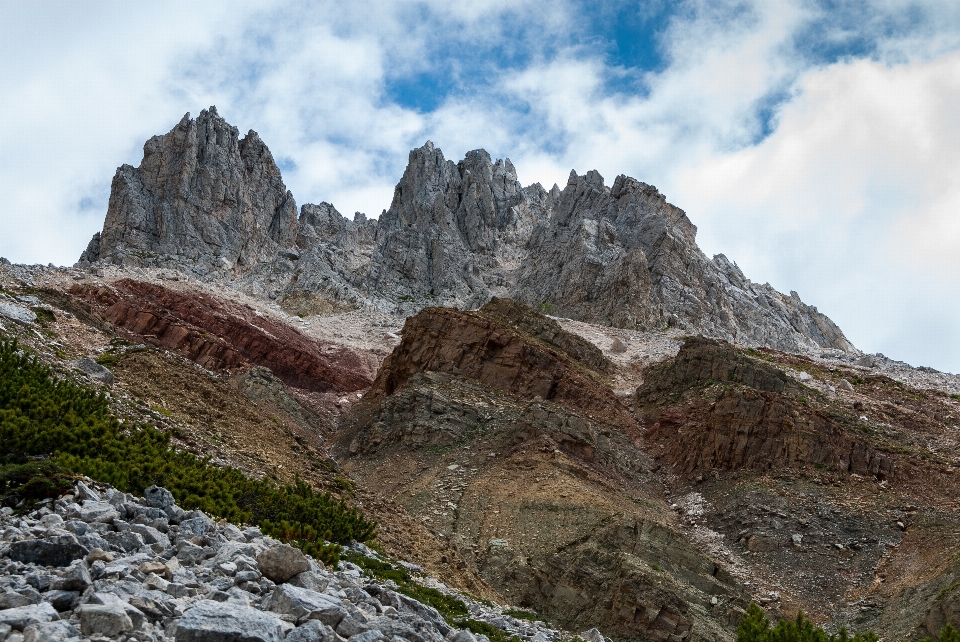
top-left (87, 108), bottom-right (854, 355)
top-left (338, 301), bottom-right (748, 641)
top-left (639, 338), bottom-right (895, 479)
top-left (69, 279), bottom-right (376, 394)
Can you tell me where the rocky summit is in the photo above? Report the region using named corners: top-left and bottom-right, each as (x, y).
top-left (3, 106), bottom-right (960, 642)
top-left (82, 107), bottom-right (851, 355)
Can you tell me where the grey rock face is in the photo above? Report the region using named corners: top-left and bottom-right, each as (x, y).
top-left (89, 109), bottom-right (853, 354)
top-left (514, 172), bottom-right (853, 353)
top-left (98, 107), bottom-right (297, 274)
top-left (70, 358), bottom-right (114, 387)
top-left (176, 600), bottom-right (285, 642)
top-left (368, 143), bottom-right (549, 313)
top-left (0, 302), bottom-right (36, 325)
top-left (7, 536), bottom-right (88, 567)
top-left (77, 232), bottom-right (101, 266)
top-left (256, 545), bottom-right (311, 584)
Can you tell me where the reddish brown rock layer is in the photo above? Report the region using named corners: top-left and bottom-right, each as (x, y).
top-left (368, 306), bottom-right (634, 429)
top-left (648, 387), bottom-right (895, 479)
top-left (70, 279), bottom-right (374, 394)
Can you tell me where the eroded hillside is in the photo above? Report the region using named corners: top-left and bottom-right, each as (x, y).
top-left (2, 259), bottom-right (959, 641)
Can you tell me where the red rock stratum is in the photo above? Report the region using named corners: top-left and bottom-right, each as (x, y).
top-left (70, 279), bottom-right (375, 393)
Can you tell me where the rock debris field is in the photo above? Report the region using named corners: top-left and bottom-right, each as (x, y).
top-left (0, 480), bottom-right (585, 642)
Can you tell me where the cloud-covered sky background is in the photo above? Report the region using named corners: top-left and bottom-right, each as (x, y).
top-left (2, 1), bottom-right (959, 372)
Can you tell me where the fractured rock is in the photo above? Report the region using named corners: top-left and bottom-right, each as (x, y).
top-left (7, 535), bottom-right (88, 567)
top-left (70, 358), bottom-right (114, 386)
top-left (257, 545), bottom-right (311, 584)
top-left (175, 599), bottom-right (285, 642)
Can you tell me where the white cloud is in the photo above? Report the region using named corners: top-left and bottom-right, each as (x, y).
top-left (676, 53), bottom-right (960, 371)
top-left (3, 0), bottom-right (960, 371)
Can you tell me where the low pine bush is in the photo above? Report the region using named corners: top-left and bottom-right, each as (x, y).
top-left (737, 603), bottom-right (877, 642)
top-left (0, 339), bottom-right (375, 564)
top-left (738, 603), bottom-right (959, 642)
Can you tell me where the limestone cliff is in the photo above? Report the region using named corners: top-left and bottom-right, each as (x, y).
top-left (87, 108), bottom-right (854, 355)
top-left (90, 107), bottom-right (298, 273)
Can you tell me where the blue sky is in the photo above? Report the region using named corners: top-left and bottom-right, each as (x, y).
top-left (2, 0), bottom-right (960, 372)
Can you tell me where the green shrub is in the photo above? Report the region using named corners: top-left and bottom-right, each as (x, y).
top-left (0, 339), bottom-right (375, 564)
top-left (460, 619), bottom-right (522, 642)
top-left (737, 603), bottom-right (877, 642)
top-left (919, 624), bottom-right (960, 642)
top-left (95, 353), bottom-right (120, 367)
top-left (503, 608), bottom-right (543, 623)
top-left (0, 458), bottom-right (73, 507)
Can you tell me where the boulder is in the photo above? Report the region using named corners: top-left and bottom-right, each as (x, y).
top-left (103, 529), bottom-right (145, 553)
top-left (285, 620), bottom-right (338, 642)
top-left (256, 545), bottom-right (311, 584)
top-left (262, 584), bottom-right (346, 626)
top-left (178, 515), bottom-right (216, 541)
top-left (71, 357), bottom-right (114, 386)
top-left (145, 485), bottom-right (176, 510)
top-left (175, 599), bottom-right (285, 642)
top-left (0, 303), bottom-right (36, 325)
top-left (78, 602), bottom-right (134, 637)
top-left (0, 603), bottom-right (58, 630)
top-left (22, 620), bottom-right (79, 642)
top-left (67, 500), bottom-right (120, 523)
top-left (0, 589), bottom-right (37, 609)
top-left (7, 535), bottom-right (88, 567)
top-left (49, 561), bottom-right (92, 591)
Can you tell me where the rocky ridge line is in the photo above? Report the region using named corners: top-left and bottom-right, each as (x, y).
top-left (82, 108), bottom-right (853, 356)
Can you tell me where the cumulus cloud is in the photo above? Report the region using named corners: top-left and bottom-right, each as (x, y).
top-left (2, 0), bottom-right (960, 370)
top-left (678, 52), bottom-right (960, 371)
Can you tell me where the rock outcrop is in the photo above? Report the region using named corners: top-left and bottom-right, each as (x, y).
top-left (87, 108), bottom-right (854, 355)
top-left (338, 301), bottom-right (749, 641)
top-left (513, 173), bottom-right (853, 353)
top-left (639, 338), bottom-right (895, 479)
top-left (69, 279), bottom-right (376, 394)
top-left (93, 107), bottom-right (298, 274)
top-left (364, 300), bottom-right (631, 428)
top-left (367, 144), bottom-right (550, 312)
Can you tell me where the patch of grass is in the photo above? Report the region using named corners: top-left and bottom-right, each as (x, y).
top-left (30, 308), bottom-right (56, 324)
top-left (951, 394), bottom-right (960, 401)
top-left (150, 405), bottom-right (173, 418)
top-left (651, 562), bottom-right (663, 572)
top-left (503, 608), bottom-right (542, 622)
top-left (937, 579), bottom-right (960, 601)
top-left (459, 619), bottom-right (523, 642)
top-left (537, 301), bottom-right (555, 315)
top-left (95, 353), bottom-right (120, 368)
top-left (0, 338), bottom-right (375, 565)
